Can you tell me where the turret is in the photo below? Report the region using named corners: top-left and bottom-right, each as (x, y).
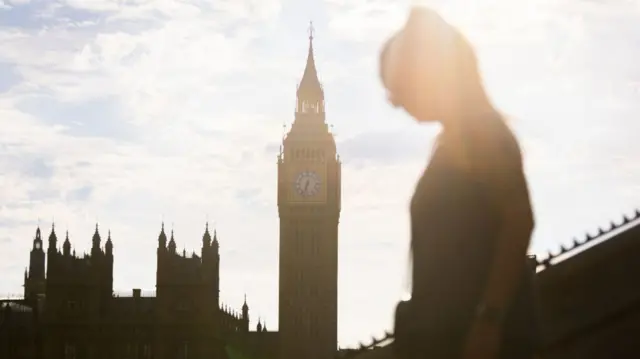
top-left (63, 231), bottom-right (71, 256)
top-left (29, 227), bottom-right (45, 278)
top-left (25, 226), bottom-right (46, 302)
top-left (105, 230), bottom-right (113, 256)
top-left (168, 230), bottom-right (176, 253)
top-left (242, 295), bottom-right (250, 332)
top-left (158, 222), bottom-right (167, 250)
top-left (103, 230), bottom-right (114, 308)
top-left (213, 229), bottom-right (220, 304)
top-left (202, 222), bottom-right (211, 250)
top-left (212, 228), bottom-right (219, 254)
top-left (47, 224), bottom-right (57, 253)
top-left (91, 223), bottom-right (102, 255)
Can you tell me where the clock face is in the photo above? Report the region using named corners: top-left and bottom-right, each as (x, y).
top-left (295, 171), bottom-right (321, 197)
top-left (35, 242), bottom-right (41, 250)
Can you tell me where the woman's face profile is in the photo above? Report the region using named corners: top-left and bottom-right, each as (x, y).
top-left (392, 67), bottom-right (442, 123)
top-left (380, 24), bottom-right (446, 124)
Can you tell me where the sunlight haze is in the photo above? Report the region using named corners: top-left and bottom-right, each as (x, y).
top-left (1, 0), bottom-right (639, 348)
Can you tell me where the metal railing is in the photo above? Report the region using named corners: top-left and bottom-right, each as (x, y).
top-left (0, 294), bottom-right (24, 301)
top-left (112, 290), bottom-right (156, 298)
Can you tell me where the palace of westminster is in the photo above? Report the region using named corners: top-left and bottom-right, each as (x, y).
top-left (1, 28), bottom-right (340, 359)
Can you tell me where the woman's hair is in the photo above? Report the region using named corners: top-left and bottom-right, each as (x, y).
top-left (385, 9), bottom-right (500, 296)
top-left (380, 7), bottom-right (486, 110)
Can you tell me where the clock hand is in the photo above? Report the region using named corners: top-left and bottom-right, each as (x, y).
top-left (304, 180), bottom-right (310, 192)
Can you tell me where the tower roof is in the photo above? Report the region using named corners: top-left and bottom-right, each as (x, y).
top-left (158, 222), bottom-right (167, 242)
top-left (93, 223), bottom-right (101, 240)
top-left (48, 223), bottom-right (57, 241)
top-left (297, 21), bottom-right (323, 100)
top-left (203, 222), bottom-right (212, 244)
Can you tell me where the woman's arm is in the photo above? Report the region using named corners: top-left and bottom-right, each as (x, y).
top-left (480, 144), bottom-right (535, 315)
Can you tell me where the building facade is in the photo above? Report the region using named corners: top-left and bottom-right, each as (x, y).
top-left (1, 27), bottom-right (339, 359)
top-left (277, 26), bottom-right (340, 359)
top-left (11, 223), bottom-right (271, 359)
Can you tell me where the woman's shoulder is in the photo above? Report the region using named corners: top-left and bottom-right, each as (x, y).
top-left (469, 113), bottom-right (523, 170)
top-left (436, 113), bottom-right (523, 174)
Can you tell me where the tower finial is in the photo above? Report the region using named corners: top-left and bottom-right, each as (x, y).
top-left (308, 21), bottom-right (314, 41)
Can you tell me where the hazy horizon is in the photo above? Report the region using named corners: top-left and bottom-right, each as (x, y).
top-left (1, 0), bottom-right (639, 348)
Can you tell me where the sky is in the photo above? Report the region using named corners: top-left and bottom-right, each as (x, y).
top-left (1, 0), bottom-right (639, 349)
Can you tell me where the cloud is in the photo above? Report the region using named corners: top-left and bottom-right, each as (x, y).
top-left (0, 63), bottom-right (22, 92)
top-left (338, 127), bottom-right (436, 167)
top-left (0, 0), bottom-right (639, 349)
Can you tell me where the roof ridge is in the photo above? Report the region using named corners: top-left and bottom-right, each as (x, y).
top-left (537, 208), bottom-right (640, 270)
top-left (337, 331), bottom-right (394, 359)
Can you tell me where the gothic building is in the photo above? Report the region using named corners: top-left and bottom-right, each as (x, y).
top-left (277, 25), bottom-right (340, 359)
top-left (1, 25), bottom-right (338, 359)
top-left (12, 223), bottom-right (274, 359)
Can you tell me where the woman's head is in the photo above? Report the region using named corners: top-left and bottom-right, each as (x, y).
top-left (380, 7), bottom-right (487, 124)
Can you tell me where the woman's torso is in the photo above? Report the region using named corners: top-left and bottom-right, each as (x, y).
top-left (410, 138), bottom-right (501, 318)
top-left (408, 116), bottom-right (538, 353)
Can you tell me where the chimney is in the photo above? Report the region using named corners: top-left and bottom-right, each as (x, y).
top-left (133, 288), bottom-right (141, 298)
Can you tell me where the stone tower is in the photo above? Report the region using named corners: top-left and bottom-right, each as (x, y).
top-left (277, 23), bottom-right (341, 359)
top-left (24, 226), bottom-right (46, 302)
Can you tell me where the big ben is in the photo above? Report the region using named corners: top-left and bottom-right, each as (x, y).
top-left (278, 24), bottom-right (341, 359)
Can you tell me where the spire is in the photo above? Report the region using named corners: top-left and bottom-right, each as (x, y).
top-left (63, 231), bottom-right (71, 256)
top-left (48, 223), bottom-right (57, 250)
top-left (106, 230), bottom-right (113, 254)
top-left (203, 222), bottom-right (211, 247)
top-left (297, 20), bottom-right (324, 110)
top-left (33, 226), bottom-right (43, 250)
top-left (158, 222), bottom-right (167, 248)
top-left (92, 222), bottom-right (101, 250)
top-left (168, 229), bottom-right (176, 253)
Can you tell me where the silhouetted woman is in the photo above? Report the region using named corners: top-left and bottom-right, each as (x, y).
top-left (380, 7), bottom-right (538, 359)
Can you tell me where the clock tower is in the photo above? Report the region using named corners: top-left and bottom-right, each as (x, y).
top-left (278, 24), bottom-right (341, 359)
